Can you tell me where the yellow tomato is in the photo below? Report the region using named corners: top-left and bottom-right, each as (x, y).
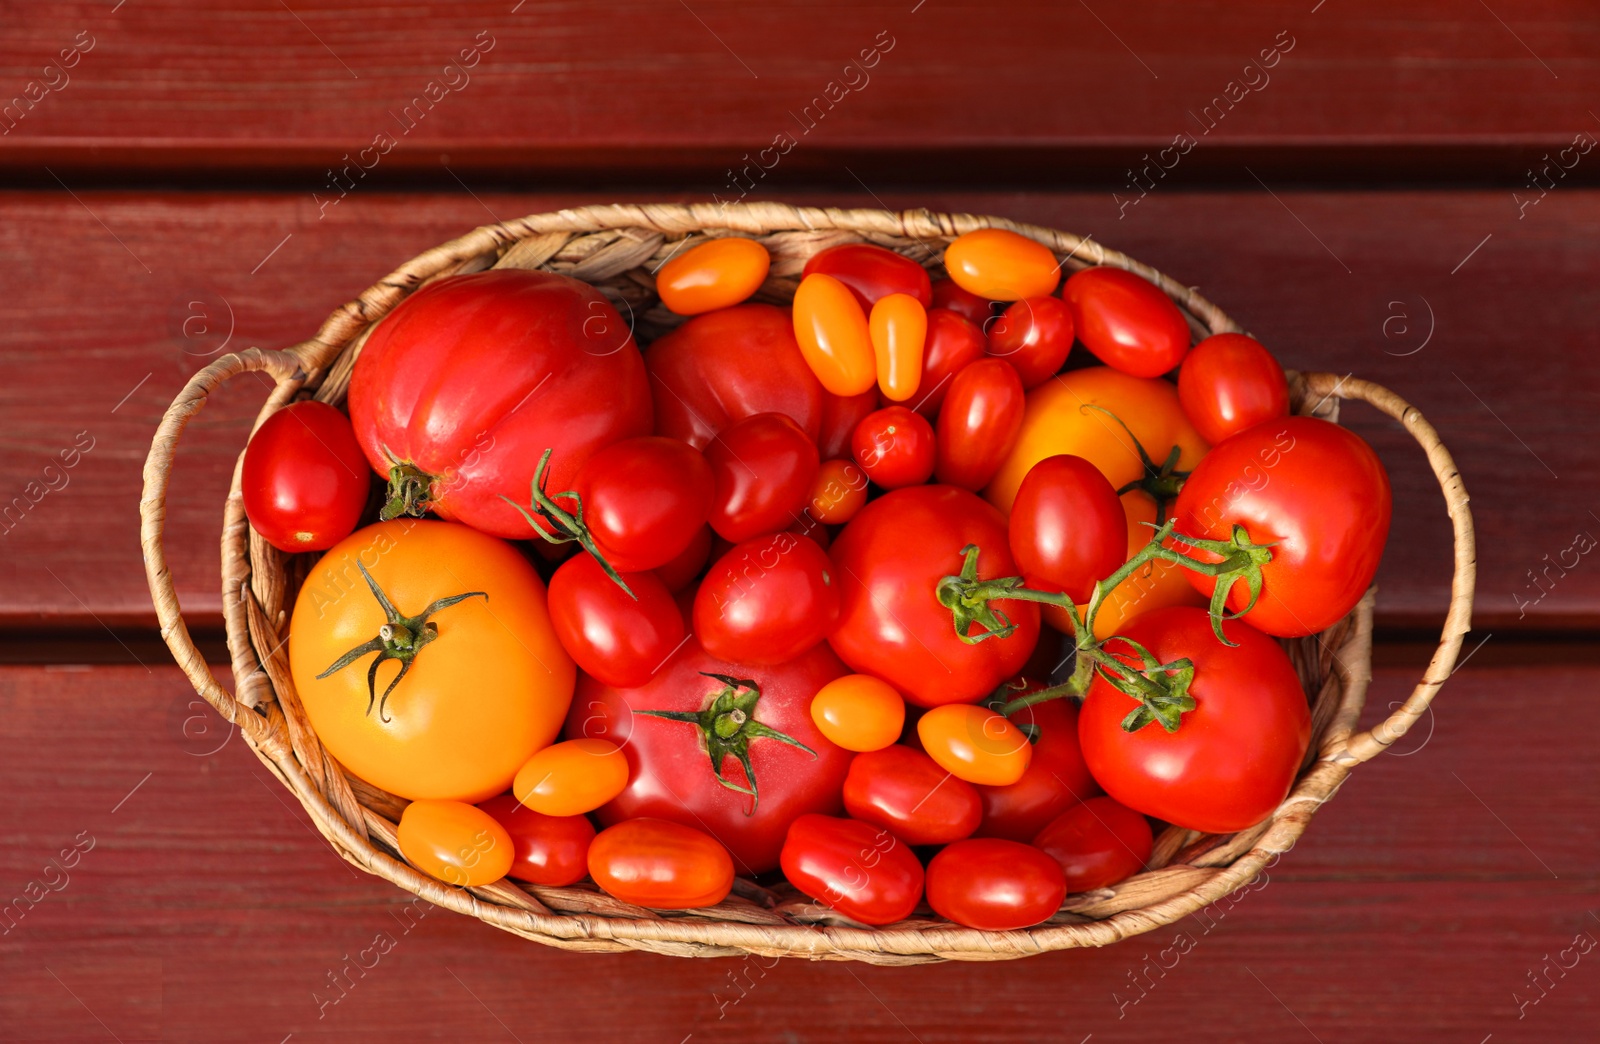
top-left (917, 704), bottom-right (1032, 786)
top-left (656, 237), bottom-right (771, 315)
top-left (810, 674), bottom-right (906, 752)
top-left (793, 273), bottom-right (876, 396)
top-left (513, 738), bottom-right (629, 816)
top-left (289, 519), bottom-right (575, 803)
top-left (868, 293), bottom-right (927, 401)
top-left (943, 228), bottom-right (1061, 301)
top-left (397, 799), bottom-right (514, 887)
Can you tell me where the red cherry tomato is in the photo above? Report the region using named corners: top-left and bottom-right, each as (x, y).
top-left (934, 358), bottom-right (1025, 491)
top-left (842, 745), bottom-right (982, 845)
top-left (706, 412), bottom-right (820, 542)
top-left (905, 309), bottom-right (988, 418)
top-left (985, 295), bottom-right (1075, 389)
top-left (1172, 417), bottom-right (1391, 637)
top-left (654, 524), bottom-right (713, 592)
top-left (803, 243), bottom-right (933, 311)
top-left (925, 838), bottom-right (1066, 930)
top-left (974, 688), bottom-right (1098, 842)
top-left (696, 532), bottom-right (841, 666)
top-left (571, 436), bottom-right (713, 572)
top-left (807, 458), bottom-right (869, 526)
top-left (1009, 455), bottom-right (1127, 604)
top-left (1033, 796), bottom-right (1153, 892)
top-left (780, 814), bottom-right (924, 926)
top-left (242, 401), bottom-right (371, 552)
top-left (793, 273), bottom-right (877, 397)
top-left (944, 229), bottom-right (1061, 301)
top-left (851, 406), bottom-right (936, 490)
top-left (931, 276), bottom-right (995, 327)
top-left (587, 818), bottom-right (734, 909)
top-left (476, 794), bottom-right (596, 887)
top-left (549, 555), bottom-right (685, 688)
top-left (656, 237), bottom-right (770, 315)
top-left (818, 388), bottom-right (880, 460)
top-left (1078, 607), bottom-right (1311, 834)
top-left (1177, 333), bottom-right (1290, 446)
top-left (1062, 266), bottom-right (1191, 378)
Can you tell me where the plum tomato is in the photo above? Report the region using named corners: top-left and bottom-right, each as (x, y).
top-left (803, 242), bottom-right (934, 311)
top-left (943, 229), bottom-right (1061, 301)
top-left (705, 412), bottom-right (820, 542)
top-left (565, 435), bottom-right (713, 573)
top-left (905, 308), bottom-right (989, 418)
top-left (1177, 333), bottom-right (1290, 445)
top-left (917, 704), bottom-right (1033, 785)
top-left (655, 236), bottom-right (770, 315)
top-left (974, 687), bottom-right (1098, 842)
top-left (242, 400), bottom-right (371, 552)
top-left (925, 838), bottom-right (1067, 930)
top-left (476, 793), bottom-right (595, 887)
top-left (1033, 796), bottom-right (1153, 892)
top-left (985, 295), bottom-right (1075, 389)
top-left (548, 554), bottom-right (685, 688)
top-left (851, 406), bottom-right (936, 490)
top-left (842, 745), bottom-right (982, 845)
top-left (1008, 454), bottom-right (1127, 603)
top-left (793, 273), bottom-right (877, 397)
top-left (587, 818), bottom-right (735, 909)
top-left (780, 814), bottom-right (925, 926)
top-left (654, 524), bottom-right (713, 593)
top-left (869, 293), bottom-right (928, 402)
top-left (934, 358), bottom-right (1025, 492)
top-left (931, 276), bottom-right (995, 327)
top-left (397, 799), bottom-right (514, 887)
top-left (817, 388), bottom-right (880, 460)
top-left (807, 458), bottom-right (869, 526)
top-left (695, 532), bottom-right (841, 666)
top-left (512, 738), bottom-right (630, 817)
top-left (1062, 266), bottom-right (1191, 378)
top-left (810, 675), bottom-right (906, 753)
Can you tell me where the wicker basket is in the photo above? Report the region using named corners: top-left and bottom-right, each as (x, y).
top-left (140, 203), bottom-right (1475, 964)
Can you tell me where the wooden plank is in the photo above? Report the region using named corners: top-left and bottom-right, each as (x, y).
top-left (2, 661), bottom-right (1595, 1041)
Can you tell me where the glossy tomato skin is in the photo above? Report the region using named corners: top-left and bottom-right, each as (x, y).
top-left (1079, 607), bottom-right (1311, 833)
top-left (573, 436), bottom-right (713, 572)
top-left (1177, 333), bottom-right (1289, 445)
top-left (793, 273), bottom-right (877, 397)
top-left (830, 485), bottom-right (1041, 707)
top-left (818, 388), bottom-right (880, 460)
top-left (1033, 796), bottom-right (1152, 892)
top-left (985, 296), bottom-right (1075, 389)
top-left (925, 838), bottom-right (1067, 930)
top-left (780, 814), bottom-right (925, 925)
top-left (944, 229), bottom-right (1061, 301)
top-left (843, 745), bottom-right (982, 845)
top-left (1008, 455), bottom-right (1127, 603)
top-left (569, 638), bottom-right (852, 874)
top-left (804, 243), bottom-right (933, 311)
top-left (807, 459), bottom-right (869, 526)
top-left (851, 406), bottom-right (936, 490)
top-left (904, 309), bottom-right (987, 418)
top-left (397, 799), bottom-right (514, 887)
top-left (242, 401), bottom-right (370, 552)
top-left (869, 293), bottom-right (927, 402)
top-left (1062, 266), bottom-right (1191, 378)
top-left (548, 554), bottom-right (684, 688)
top-left (974, 692), bottom-right (1099, 842)
top-left (654, 524), bottom-right (713, 593)
top-left (695, 532), bottom-right (841, 666)
top-left (1172, 417), bottom-right (1391, 637)
top-left (587, 818), bottom-right (734, 909)
top-left (917, 704), bottom-right (1032, 786)
top-left (656, 237), bottom-right (770, 315)
top-left (706, 413), bottom-right (820, 542)
top-left (476, 793), bottom-right (595, 887)
top-left (349, 270), bottom-right (652, 538)
top-left (934, 358), bottom-right (1025, 491)
top-left (646, 304), bottom-right (823, 450)
top-left (931, 277), bottom-right (995, 327)
top-left (810, 674), bottom-right (905, 752)
top-left (512, 738), bottom-right (630, 817)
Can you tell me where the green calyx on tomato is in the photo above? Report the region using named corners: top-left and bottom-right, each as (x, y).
top-left (500, 447), bottom-right (635, 599)
top-left (635, 672), bottom-right (816, 813)
top-left (379, 456), bottom-right (434, 523)
top-left (1079, 403), bottom-right (1187, 520)
top-left (315, 560), bottom-right (487, 722)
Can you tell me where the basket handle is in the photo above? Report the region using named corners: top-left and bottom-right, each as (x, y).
top-left (140, 348), bottom-right (308, 722)
top-left (1294, 372), bottom-right (1477, 765)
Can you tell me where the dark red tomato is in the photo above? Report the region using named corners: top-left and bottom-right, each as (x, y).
top-left (1062, 266), bottom-right (1191, 379)
top-left (842, 745), bottom-right (982, 845)
top-left (818, 388), bottom-right (880, 460)
top-left (1033, 796), bottom-right (1152, 892)
top-left (851, 406), bottom-right (936, 490)
top-left (349, 269), bottom-right (652, 538)
top-left (1009, 455), bottom-right (1126, 603)
top-left (571, 436), bottom-right (713, 572)
top-left (985, 295), bottom-right (1075, 389)
top-left (934, 359), bottom-right (1025, 491)
top-left (476, 793), bottom-right (595, 887)
top-left (696, 532), bottom-right (840, 666)
top-left (1172, 416), bottom-right (1391, 637)
top-left (654, 524), bottom-right (713, 593)
top-left (587, 818), bottom-right (734, 909)
top-left (242, 401), bottom-right (370, 552)
top-left (780, 814), bottom-right (924, 926)
top-left (706, 412), bottom-right (820, 542)
top-left (925, 838), bottom-right (1067, 930)
top-left (786, 511), bottom-right (832, 551)
top-left (829, 485), bottom-right (1041, 707)
top-left (1079, 607), bottom-right (1311, 833)
top-left (549, 555), bottom-right (684, 688)
top-left (645, 303), bottom-right (823, 450)
top-left (974, 688), bottom-right (1098, 842)
top-left (931, 277), bottom-right (994, 327)
top-left (1177, 333), bottom-right (1291, 447)
top-left (904, 309), bottom-right (987, 418)
top-left (569, 637), bottom-right (851, 874)
top-left (803, 243), bottom-right (933, 312)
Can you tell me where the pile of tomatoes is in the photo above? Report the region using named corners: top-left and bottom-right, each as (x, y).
top-left (241, 225), bottom-right (1392, 932)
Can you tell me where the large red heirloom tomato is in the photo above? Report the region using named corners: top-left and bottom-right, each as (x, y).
top-left (347, 270), bottom-right (652, 539)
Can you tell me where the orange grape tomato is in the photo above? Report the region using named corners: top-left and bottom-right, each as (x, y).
top-left (810, 674), bottom-right (907, 752)
top-left (587, 817), bottom-right (735, 909)
top-left (656, 237), bottom-right (771, 315)
top-left (397, 799), bottom-right (514, 887)
top-left (513, 738), bottom-right (629, 817)
top-left (793, 273), bottom-right (877, 396)
top-left (868, 293), bottom-right (927, 402)
top-left (916, 704), bottom-right (1033, 786)
top-left (943, 229), bottom-right (1061, 302)
top-left (807, 458), bottom-right (869, 525)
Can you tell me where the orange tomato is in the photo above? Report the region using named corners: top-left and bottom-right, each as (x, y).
top-left (513, 738), bottom-right (629, 816)
top-left (656, 237), bottom-right (770, 315)
top-left (810, 674), bottom-right (906, 752)
top-left (793, 273), bottom-right (876, 396)
top-left (397, 799), bottom-right (514, 887)
top-left (868, 293), bottom-right (927, 401)
top-left (917, 704), bottom-right (1033, 786)
top-left (807, 458), bottom-right (869, 525)
top-left (588, 818), bottom-right (735, 909)
top-left (943, 229), bottom-right (1061, 301)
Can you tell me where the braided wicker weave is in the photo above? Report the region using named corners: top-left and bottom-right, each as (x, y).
top-left (140, 203), bottom-right (1475, 963)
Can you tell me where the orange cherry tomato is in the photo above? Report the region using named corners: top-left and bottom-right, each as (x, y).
top-left (868, 293), bottom-right (927, 402)
top-left (656, 237), bottom-right (771, 315)
top-left (807, 458), bottom-right (869, 525)
top-left (793, 273), bottom-right (877, 396)
top-left (943, 229), bottom-right (1060, 302)
top-left (810, 674), bottom-right (906, 752)
top-left (397, 799), bottom-right (514, 887)
top-left (587, 818), bottom-right (735, 909)
top-left (513, 738), bottom-right (629, 816)
top-left (916, 704), bottom-right (1033, 785)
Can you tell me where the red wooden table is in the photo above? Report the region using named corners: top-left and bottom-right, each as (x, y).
top-left (4, 3), bottom-right (1598, 1041)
